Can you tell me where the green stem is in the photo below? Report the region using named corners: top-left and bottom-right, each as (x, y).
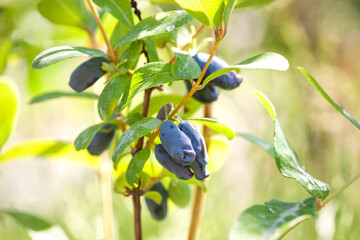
top-left (321, 171), bottom-right (360, 206)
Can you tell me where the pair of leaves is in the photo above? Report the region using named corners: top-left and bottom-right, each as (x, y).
top-left (202, 52), bottom-right (289, 88)
top-left (0, 78), bottom-right (19, 151)
top-left (230, 197), bottom-right (317, 240)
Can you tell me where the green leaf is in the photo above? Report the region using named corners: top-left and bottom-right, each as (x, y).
top-left (118, 63), bottom-right (178, 111)
top-left (224, 0), bottom-right (237, 23)
top-left (5, 211), bottom-right (52, 231)
top-left (144, 191), bottom-right (162, 204)
top-left (186, 118), bottom-right (235, 140)
top-left (0, 212), bottom-right (32, 240)
top-left (171, 52), bottom-right (201, 79)
top-left (207, 138), bottom-right (230, 173)
top-left (236, 133), bottom-right (274, 158)
top-left (93, 0), bottom-right (134, 28)
top-left (32, 46), bottom-right (107, 69)
top-left (37, 0), bottom-right (96, 29)
top-left (174, 0), bottom-right (225, 28)
top-left (98, 75), bottom-right (128, 121)
top-left (118, 41), bottom-right (143, 74)
top-left (168, 179), bottom-right (191, 208)
top-left (0, 78), bottom-right (19, 151)
top-left (235, 0), bottom-right (274, 8)
top-left (30, 91), bottom-right (98, 104)
top-left (0, 140), bottom-right (98, 168)
top-left (74, 123), bottom-right (108, 151)
top-left (0, 38), bottom-right (12, 74)
top-left (128, 94), bottom-right (202, 118)
top-left (229, 197), bottom-right (317, 240)
top-left (254, 91), bottom-right (330, 199)
top-left (112, 118), bottom-right (162, 162)
top-left (143, 38), bottom-right (159, 62)
top-left (162, 171), bottom-right (207, 191)
top-left (126, 148), bottom-right (151, 187)
top-left (298, 67), bottom-right (360, 130)
top-left (116, 10), bottom-right (193, 46)
top-left (202, 52), bottom-right (289, 87)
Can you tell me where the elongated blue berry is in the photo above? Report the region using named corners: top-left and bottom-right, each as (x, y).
top-left (193, 53), bottom-right (242, 90)
top-left (156, 104), bottom-right (172, 121)
top-left (159, 121), bottom-right (195, 166)
top-left (145, 182), bottom-right (167, 220)
top-left (154, 144), bottom-right (194, 180)
top-left (185, 80), bottom-right (219, 103)
top-left (179, 121), bottom-right (210, 180)
top-left (69, 57), bottom-right (108, 92)
top-left (87, 124), bottom-right (115, 156)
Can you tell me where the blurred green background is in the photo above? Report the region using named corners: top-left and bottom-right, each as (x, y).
top-left (1, 0), bottom-right (360, 239)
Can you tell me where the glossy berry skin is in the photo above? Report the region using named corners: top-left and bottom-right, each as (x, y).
top-left (69, 57), bottom-right (108, 92)
top-left (156, 104), bottom-right (172, 121)
top-left (193, 53), bottom-right (242, 90)
top-left (87, 124), bottom-right (115, 156)
top-left (154, 144), bottom-right (194, 180)
top-left (159, 121), bottom-right (195, 166)
top-left (185, 80), bottom-right (219, 103)
top-left (178, 121), bottom-right (210, 180)
top-left (145, 182), bottom-right (168, 221)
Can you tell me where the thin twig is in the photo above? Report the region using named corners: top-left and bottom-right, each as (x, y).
top-left (85, 0), bottom-right (118, 64)
top-left (321, 171), bottom-right (360, 207)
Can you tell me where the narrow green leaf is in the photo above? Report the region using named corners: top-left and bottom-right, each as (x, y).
top-left (174, 0), bottom-right (225, 28)
top-left (119, 63), bottom-right (178, 111)
top-left (254, 91), bottom-right (330, 198)
top-left (168, 179), bottom-right (191, 208)
top-left (30, 91), bottom-right (98, 104)
top-left (143, 38), bottom-right (159, 62)
top-left (128, 94), bottom-right (202, 118)
top-left (171, 52), bottom-right (201, 79)
top-left (0, 78), bottom-right (19, 151)
top-left (187, 118), bottom-right (235, 140)
top-left (0, 38), bottom-right (12, 74)
top-left (235, 0), bottom-right (274, 8)
top-left (0, 140), bottom-right (98, 168)
top-left (0, 212), bottom-right (32, 240)
top-left (144, 191), bottom-right (162, 204)
top-left (202, 52), bottom-right (289, 87)
top-left (224, 0), bottom-right (237, 23)
top-left (298, 67), bottom-right (360, 130)
top-left (126, 148), bottom-right (151, 187)
top-left (207, 139), bottom-right (231, 173)
top-left (93, 0), bottom-right (134, 28)
top-left (5, 211), bottom-right (52, 231)
top-left (118, 41), bottom-right (143, 74)
top-left (116, 11), bottom-right (193, 46)
top-left (236, 133), bottom-right (274, 158)
top-left (37, 0), bottom-right (96, 29)
top-left (98, 75), bottom-right (128, 121)
top-left (112, 118), bottom-right (162, 162)
top-left (32, 46), bottom-right (107, 69)
top-left (74, 123), bottom-right (107, 151)
top-left (229, 197), bottom-right (317, 240)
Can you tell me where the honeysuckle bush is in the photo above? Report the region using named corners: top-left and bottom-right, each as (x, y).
top-left (0, 0), bottom-right (360, 239)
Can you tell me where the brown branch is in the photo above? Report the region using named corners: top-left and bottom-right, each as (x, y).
top-left (188, 103), bottom-right (212, 240)
top-left (131, 0), bottom-right (142, 21)
top-left (132, 186), bottom-right (142, 240)
top-left (85, 0), bottom-right (118, 64)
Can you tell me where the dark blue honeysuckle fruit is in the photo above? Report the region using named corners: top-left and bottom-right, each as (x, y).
top-left (69, 57), bottom-right (108, 92)
top-left (156, 104), bottom-right (172, 121)
top-left (178, 121), bottom-right (210, 180)
top-left (193, 52), bottom-right (242, 90)
top-left (145, 182), bottom-right (168, 220)
top-left (87, 124), bottom-right (115, 156)
top-left (154, 144), bottom-right (194, 180)
top-left (159, 121), bottom-right (195, 166)
top-left (184, 80), bottom-right (219, 103)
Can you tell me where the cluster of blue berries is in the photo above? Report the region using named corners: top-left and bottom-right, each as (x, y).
top-left (155, 121), bottom-right (210, 181)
